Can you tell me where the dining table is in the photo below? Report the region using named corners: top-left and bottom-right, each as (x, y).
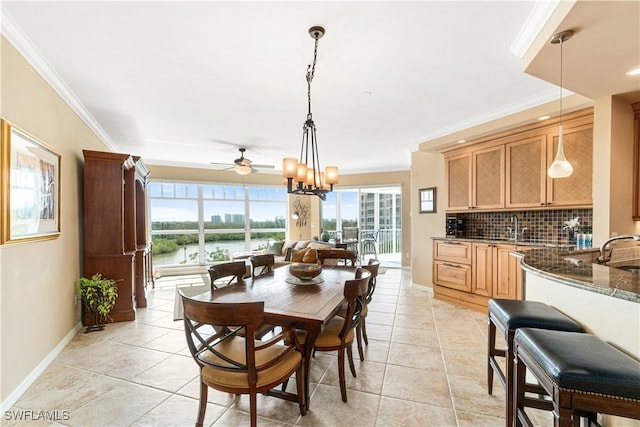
top-left (190, 264), bottom-right (359, 411)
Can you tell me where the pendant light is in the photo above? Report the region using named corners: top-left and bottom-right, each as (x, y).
top-left (282, 26), bottom-right (339, 201)
top-left (547, 29), bottom-right (574, 179)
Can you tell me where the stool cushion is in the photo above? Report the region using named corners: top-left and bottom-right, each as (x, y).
top-left (515, 328), bottom-right (640, 400)
top-left (489, 299), bottom-right (583, 332)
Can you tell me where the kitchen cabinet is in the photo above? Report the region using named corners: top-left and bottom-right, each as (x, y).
top-left (471, 243), bottom-right (519, 299)
top-left (433, 239), bottom-right (524, 311)
top-left (505, 136), bottom-right (546, 208)
top-left (473, 146), bottom-right (505, 209)
top-left (545, 124), bottom-right (592, 206)
top-left (445, 146), bottom-right (504, 211)
top-left (445, 153), bottom-right (471, 211)
top-left (443, 108), bottom-right (593, 212)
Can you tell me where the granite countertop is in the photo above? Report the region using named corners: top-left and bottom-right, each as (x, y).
top-left (517, 248), bottom-right (640, 303)
top-left (430, 236), bottom-right (640, 303)
top-left (430, 236), bottom-right (574, 249)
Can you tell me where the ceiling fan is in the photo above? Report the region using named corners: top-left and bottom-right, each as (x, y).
top-left (210, 148), bottom-right (275, 175)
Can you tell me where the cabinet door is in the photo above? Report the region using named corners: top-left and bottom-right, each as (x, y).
top-left (445, 153), bottom-right (471, 211)
top-left (471, 243), bottom-right (493, 297)
top-left (546, 125), bottom-right (593, 206)
top-left (506, 136), bottom-right (547, 208)
top-left (472, 146), bottom-right (505, 209)
top-left (433, 240), bottom-right (472, 264)
top-left (493, 245), bottom-right (517, 299)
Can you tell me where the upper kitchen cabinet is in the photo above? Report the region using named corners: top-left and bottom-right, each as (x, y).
top-left (545, 123), bottom-right (593, 207)
top-left (445, 146), bottom-right (504, 211)
top-left (445, 152), bottom-right (471, 210)
top-left (443, 108), bottom-right (593, 212)
top-left (505, 136), bottom-right (546, 208)
top-left (473, 146), bottom-right (505, 210)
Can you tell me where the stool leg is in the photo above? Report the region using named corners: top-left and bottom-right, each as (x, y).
top-left (488, 317), bottom-right (496, 394)
top-left (506, 329), bottom-right (516, 427)
top-left (514, 348), bottom-right (526, 427)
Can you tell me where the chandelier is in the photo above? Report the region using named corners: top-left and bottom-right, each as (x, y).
top-left (282, 26), bottom-right (338, 201)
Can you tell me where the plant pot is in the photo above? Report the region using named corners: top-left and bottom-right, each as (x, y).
top-left (82, 296), bottom-right (107, 333)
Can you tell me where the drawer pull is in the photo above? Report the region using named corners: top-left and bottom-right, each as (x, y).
top-left (443, 241), bottom-right (461, 245)
top-left (443, 262), bottom-right (462, 268)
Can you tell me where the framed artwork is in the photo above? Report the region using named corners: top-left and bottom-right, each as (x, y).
top-left (419, 187), bottom-right (436, 214)
top-left (1, 120), bottom-right (61, 244)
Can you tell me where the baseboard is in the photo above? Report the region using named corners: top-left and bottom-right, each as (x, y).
top-left (411, 283), bottom-right (435, 297)
top-left (1, 322), bottom-right (82, 413)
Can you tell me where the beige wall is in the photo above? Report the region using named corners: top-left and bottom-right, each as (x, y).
top-left (592, 96), bottom-right (640, 244)
top-left (1, 37), bottom-right (108, 404)
top-left (410, 151), bottom-right (445, 287)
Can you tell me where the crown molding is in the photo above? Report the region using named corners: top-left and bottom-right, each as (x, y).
top-left (1, 10), bottom-right (115, 150)
top-left (510, 1), bottom-right (560, 58)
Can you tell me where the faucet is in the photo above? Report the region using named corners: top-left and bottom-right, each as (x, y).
top-left (510, 215), bottom-right (520, 242)
top-left (598, 235), bottom-right (640, 264)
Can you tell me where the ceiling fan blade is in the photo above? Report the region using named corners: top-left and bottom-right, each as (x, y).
top-left (209, 162), bottom-right (235, 167)
top-left (250, 164), bottom-right (275, 169)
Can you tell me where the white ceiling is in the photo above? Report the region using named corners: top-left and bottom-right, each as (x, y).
top-left (1, 1), bottom-right (576, 174)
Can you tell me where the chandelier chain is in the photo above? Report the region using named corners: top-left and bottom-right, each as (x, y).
top-left (306, 36), bottom-right (319, 118)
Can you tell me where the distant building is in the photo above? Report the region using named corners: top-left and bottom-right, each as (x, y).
top-left (210, 215), bottom-right (222, 223)
top-left (225, 213), bottom-right (245, 224)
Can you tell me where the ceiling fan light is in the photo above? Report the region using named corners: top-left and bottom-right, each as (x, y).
top-left (234, 164), bottom-right (252, 175)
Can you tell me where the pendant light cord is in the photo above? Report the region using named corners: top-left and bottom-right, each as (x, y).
top-left (559, 36), bottom-right (563, 125)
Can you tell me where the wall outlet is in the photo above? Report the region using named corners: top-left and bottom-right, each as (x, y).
top-left (74, 295), bottom-right (78, 306)
top-left (611, 231), bottom-right (618, 237)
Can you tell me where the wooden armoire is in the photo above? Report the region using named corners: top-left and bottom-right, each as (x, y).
top-left (83, 150), bottom-right (151, 323)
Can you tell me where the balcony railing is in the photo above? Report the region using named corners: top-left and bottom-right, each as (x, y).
top-left (326, 228), bottom-right (401, 254)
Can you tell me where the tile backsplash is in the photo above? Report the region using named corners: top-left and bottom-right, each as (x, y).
top-left (452, 209), bottom-right (593, 245)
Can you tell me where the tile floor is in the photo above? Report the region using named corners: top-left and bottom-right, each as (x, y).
top-left (7, 268), bottom-right (549, 426)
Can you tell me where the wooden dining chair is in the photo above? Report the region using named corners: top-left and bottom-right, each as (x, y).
top-left (180, 293), bottom-right (306, 427)
top-left (249, 254), bottom-right (274, 278)
top-left (316, 249), bottom-right (358, 266)
top-left (356, 259), bottom-right (380, 358)
top-left (209, 260), bottom-right (273, 339)
top-left (297, 268), bottom-right (370, 402)
top-left (207, 261), bottom-right (247, 291)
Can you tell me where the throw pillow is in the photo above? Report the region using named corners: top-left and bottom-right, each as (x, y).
top-left (302, 249), bottom-right (318, 263)
top-left (265, 240), bottom-right (285, 255)
top-left (294, 240), bottom-right (312, 249)
top-left (291, 248), bottom-right (309, 263)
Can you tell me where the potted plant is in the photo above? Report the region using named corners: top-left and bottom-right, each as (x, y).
top-left (78, 273), bottom-right (118, 333)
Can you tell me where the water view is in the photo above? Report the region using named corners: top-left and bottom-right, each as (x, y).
top-left (153, 239), bottom-right (270, 266)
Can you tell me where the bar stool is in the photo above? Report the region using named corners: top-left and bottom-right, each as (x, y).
top-left (514, 328), bottom-right (640, 426)
top-left (487, 299), bottom-right (584, 426)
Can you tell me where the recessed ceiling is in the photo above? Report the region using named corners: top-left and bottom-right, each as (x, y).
top-left (1, 1), bottom-right (565, 174)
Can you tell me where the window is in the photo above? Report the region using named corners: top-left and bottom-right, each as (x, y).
top-left (149, 182), bottom-right (286, 267)
top-left (321, 187), bottom-right (402, 255)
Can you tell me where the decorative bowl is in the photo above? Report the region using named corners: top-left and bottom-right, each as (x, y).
top-left (289, 263), bottom-right (322, 280)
